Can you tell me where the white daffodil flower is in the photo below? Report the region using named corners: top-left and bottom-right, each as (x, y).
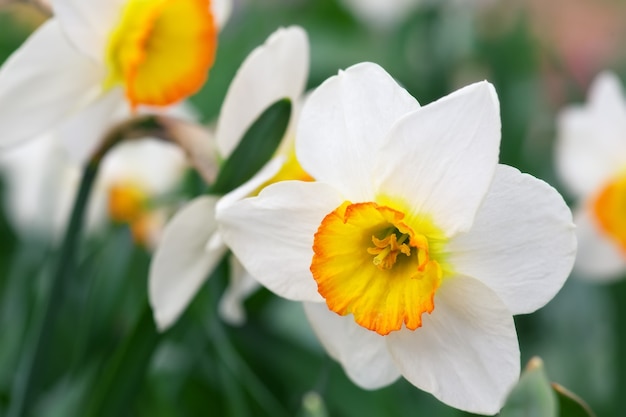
top-left (97, 137), bottom-right (188, 250)
top-left (0, 133), bottom-right (102, 241)
top-left (556, 72), bottom-right (626, 281)
top-left (149, 26), bottom-right (310, 331)
top-left (216, 62), bottom-right (577, 415)
top-left (0, 0), bottom-right (230, 164)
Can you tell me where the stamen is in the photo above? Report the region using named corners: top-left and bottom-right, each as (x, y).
top-left (368, 230), bottom-right (411, 269)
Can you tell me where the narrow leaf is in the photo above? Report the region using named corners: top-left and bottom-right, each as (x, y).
top-left (210, 98), bottom-right (291, 194)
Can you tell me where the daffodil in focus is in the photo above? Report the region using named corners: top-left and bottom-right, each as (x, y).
top-left (556, 72), bottom-right (626, 280)
top-left (0, 0), bottom-right (230, 164)
top-left (217, 62), bottom-right (577, 414)
top-left (149, 26), bottom-right (311, 330)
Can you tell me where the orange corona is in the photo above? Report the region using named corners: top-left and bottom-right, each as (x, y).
top-left (311, 201), bottom-right (446, 336)
top-left (592, 173), bottom-right (626, 253)
top-left (104, 0), bottom-right (217, 108)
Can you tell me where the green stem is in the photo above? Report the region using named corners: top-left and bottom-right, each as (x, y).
top-left (614, 278), bottom-right (626, 417)
top-left (8, 162), bottom-right (99, 417)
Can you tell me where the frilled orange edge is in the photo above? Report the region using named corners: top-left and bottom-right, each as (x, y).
top-left (311, 201), bottom-right (445, 336)
top-left (592, 173), bottom-right (626, 253)
top-left (105, 0), bottom-right (217, 108)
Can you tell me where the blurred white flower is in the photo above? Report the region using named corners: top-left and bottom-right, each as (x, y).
top-left (97, 137), bottom-right (188, 250)
top-left (0, 0), bottom-right (230, 164)
top-left (149, 25), bottom-right (310, 331)
top-left (339, 0), bottom-right (496, 30)
top-left (0, 118), bottom-right (191, 250)
top-left (217, 62), bottom-right (576, 415)
top-left (0, 133), bottom-right (100, 241)
top-left (556, 72), bottom-right (626, 280)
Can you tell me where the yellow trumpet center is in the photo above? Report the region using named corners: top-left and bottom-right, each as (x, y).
top-left (592, 172), bottom-right (626, 254)
top-left (311, 201), bottom-right (446, 336)
top-left (104, 0), bottom-right (217, 109)
top-left (253, 144), bottom-right (313, 196)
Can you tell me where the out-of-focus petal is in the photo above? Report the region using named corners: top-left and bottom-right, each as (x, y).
top-left (556, 72), bottom-right (626, 197)
top-left (98, 138), bottom-right (187, 195)
top-left (217, 181), bottom-right (344, 302)
top-left (375, 81), bottom-right (500, 237)
top-left (218, 256), bottom-right (260, 325)
top-left (296, 62), bottom-right (420, 202)
top-left (58, 88), bottom-right (126, 165)
top-left (573, 203), bottom-right (626, 281)
top-left (212, 0), bottom-right (232, 30)
top-left (0, 20), bottom-right (101, 147)
top-left (303, 302), bottom-right (401, 389)
top-left (149, 196), bottom-right (225, 331)
top-left (51, 0), bottom-right (126, 62)
top-left (386, 275), bottom-right (519, 415)
top-left (216, 26), bottom-right (308, 158)
top-left (447, 165), bottom-right (576, 314)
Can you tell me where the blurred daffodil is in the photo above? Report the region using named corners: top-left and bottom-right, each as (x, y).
top-left (0, 131), bottom-right (188, 249)
top-left (557, 72), bottom-right (626, 280)
top-left (149, 26), bottom-right (310, 330)
top-left (98, 137), bottom-right (188, 250)
top-left (0, 0), bottom-right (230, 163)
top-left (217, 62), bottom-right (577, 415)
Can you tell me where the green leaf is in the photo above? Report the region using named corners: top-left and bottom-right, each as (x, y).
top-left (499, 357), bottom-right (557, 417)
top-left (552, 383), bottom-right (597, 417)
top-left (83, 304), bottom-right (160, 417)
top-left (210, 98), bottom-right (291, 195)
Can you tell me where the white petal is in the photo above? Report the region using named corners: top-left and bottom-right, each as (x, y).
top-left (149, 196), bottom-right (226, 331)
top-left (0, 133), bottom-right (76, 239)
top-left (375, 81), bottom-right (500, 236)
top-left (387, 276), bottom-right (519, 415)
top-left (212, 0), bottom-right (232, 30)
top-left (59, 88), bottom-right (127, 165)
top-left (556, 72), bottom-right (626, 197)
top-left (572, 203), bottom-right (626, 281)
top-left (216, 26), bottom-right (308, 158)
top-left (0, 20), bottom-right (101, 147)
top-left (303, 302), bottom-right (401, 389)
top-left (98, 138), bottom-right (187, 195)
top-left (218, 256), bottom-right (260, 325)
top-left (217, 181), bottom-right (344, 302)
top-left (296, 62), bottom-right (420, 202)
top-left (51, 0), bottom-right (125, 62)
top-left (446, 165), bottom-right (577, 314)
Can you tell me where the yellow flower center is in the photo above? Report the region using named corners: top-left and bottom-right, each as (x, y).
top-left (104, 0), bottom-right (217, 109)
top-left (311, 201), bottom-right (445, 336)
top-left (592, 172), bottom-right (626, 253)
top-left (108, 181), bottom-right (155, 247)
top-left (253, 143), bottom-right (313, 196)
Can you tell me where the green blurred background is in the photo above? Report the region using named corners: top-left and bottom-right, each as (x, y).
top-left (1, 0), bottom-right (625, 416)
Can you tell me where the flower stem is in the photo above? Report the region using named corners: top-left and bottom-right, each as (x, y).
top-left (614, 278), bottom-right (626, 416)
top-left (8, 161), bottom-right (99, 417)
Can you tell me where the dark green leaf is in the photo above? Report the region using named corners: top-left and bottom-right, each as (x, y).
top-left (210, 98), bottom-right (291, 195)
top-left (553, 383), bottom-right (597, 417)
top-left (84, 304), bottom-right (160, 417)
